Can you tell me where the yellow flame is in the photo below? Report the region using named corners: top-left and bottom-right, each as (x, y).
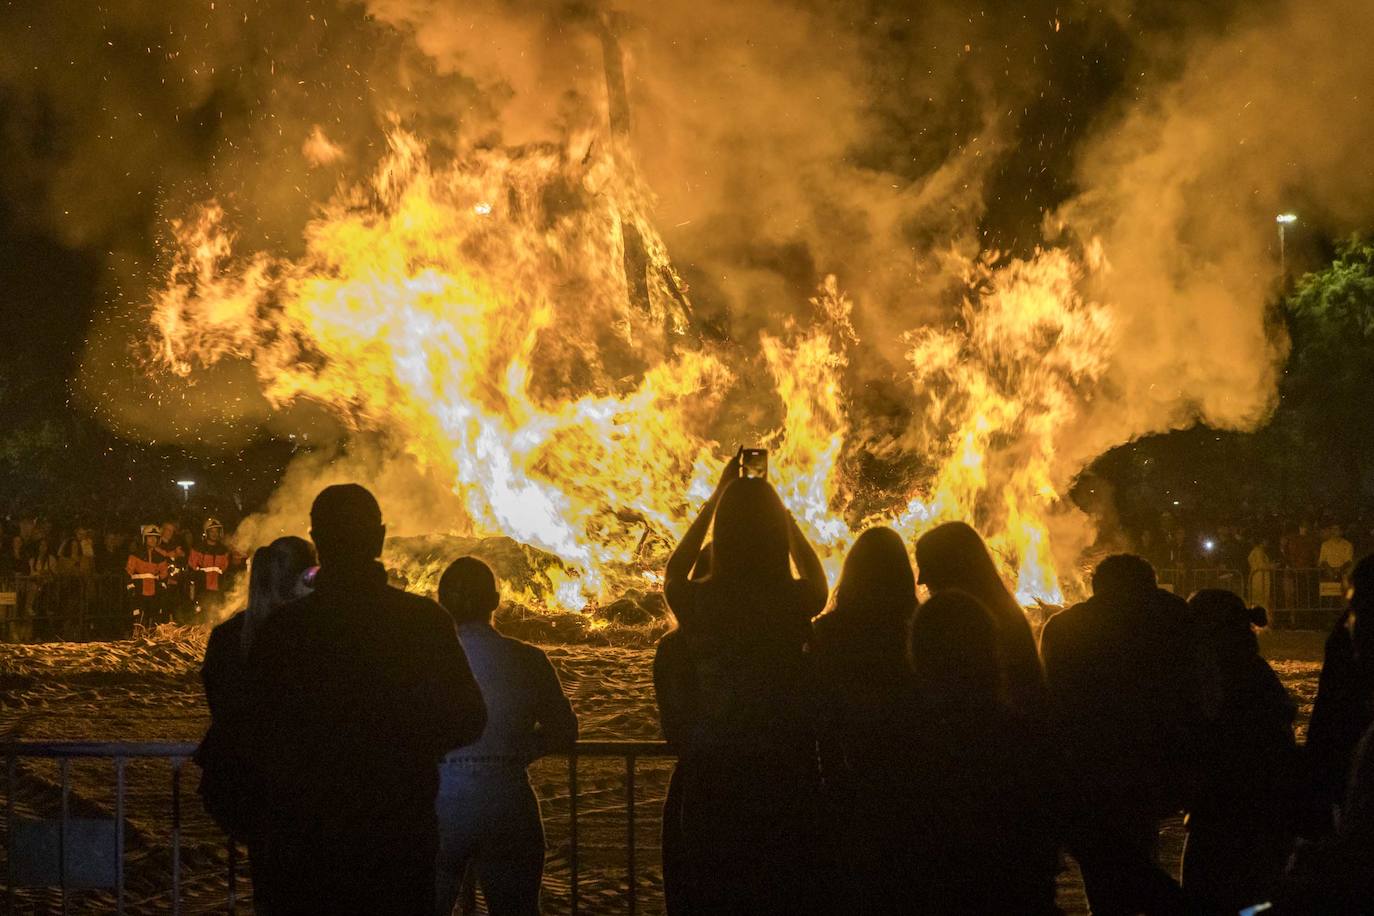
top-left (144, 129), bottom-right (1113, 611)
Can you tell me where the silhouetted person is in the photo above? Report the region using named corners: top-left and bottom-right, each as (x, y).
top-left (1305, 554), bottom-right (1374, 839)
top-left (659, 453), bottom-right (832, 914)
top-left (1040, 554), bottom-right (1203, 915)
top-left (654, 542), bottom-right (712, 916)
top-left (914, 521), bottom-right (1047, 721)
top-left (1183, 590), bottom-right (1299, 915)
top-left (812, 527), bottom-right (918, 714)
top-left (197, 536), bottom-right (316, 913)
top-left (857, 590), bottom-right (1062, 914)
top-left (245, 485), bottom-right (487, 916)
top-left (433, 557), bottom-right (577, 916)
top-left (809, 527), bottom-right (918, 906)
top-left (1280, 577), bottom-right (1374, 912)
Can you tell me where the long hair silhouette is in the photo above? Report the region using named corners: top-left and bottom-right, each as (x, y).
top-left (242, 536), bottom-right (316, 651)
top-left (830, 526), bottom-right (916, 621)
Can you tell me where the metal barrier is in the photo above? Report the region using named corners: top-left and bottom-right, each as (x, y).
top-left (1154, 566), bottom-right (1347, 627)
top-left (1, 739), bottom-right (672, 915)
top-left (0, 574), bottom-right (133, 642)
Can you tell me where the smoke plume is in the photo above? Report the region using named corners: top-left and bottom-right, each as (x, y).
top-left (1, 0), bottom-right (1371, 592)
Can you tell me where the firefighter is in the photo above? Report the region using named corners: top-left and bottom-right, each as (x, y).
top-left (154, 520), bottom-right (190, 622)
top-left (126, 524), bottom-right (170, 633)
top-left (190, 518), bottom-right (238, 620)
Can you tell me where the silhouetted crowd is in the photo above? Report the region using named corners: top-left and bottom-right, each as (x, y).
top-left (194, 463), bottom-right (1374, 915)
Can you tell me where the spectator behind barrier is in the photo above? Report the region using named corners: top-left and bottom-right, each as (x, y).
top-left (1304, 554), bottom-right (1374, 838)
top-left (915, 521), bottom-right (1047, 722)
top-left (433, 556), bottom-right (578, 916)
top-left (810, 527), bottom-right (919, 911)
top-left (243, 484), bottom-right (487, 916)
top-left (195, 536), bottom-right (316, 899)
top-left (658, 451), bottom-right (834, 915)
top-left (861, 589), bottom-right (1064, 914)
top-left (1040, 554), bottom-right (1204, 916)
top-left (1183, 590), bottom-right (1299, 914)
top-left (1281, 563), bottom-right (1374, 911)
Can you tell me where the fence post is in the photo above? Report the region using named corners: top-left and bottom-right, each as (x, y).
top-left (625, 753), bottom-right (636, 915)
top-left (59, 758), bottom-right (70, 915)
top-left (227, 839), bottom-right (237, 914)
top-left (568, 751), bottom-right (579, 916)
top-left (115, 757), bottom-right (125, 915)
top-left (6, 753), bottom-right (15, 915)
top-left (171, 758), bottom-right (182, 916)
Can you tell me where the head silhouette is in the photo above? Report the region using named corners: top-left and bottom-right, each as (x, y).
top-left (709, 477), bottom-right (791, 586)
top-left (1091, 554), bottom-right (1158, 601)
top-left (310, 484), bottom-right (385, 567)
top-left (914, 521), bottom-right (1019, 618)
top-left (1348, 554), bottom-right (1374, 663)
top-left (908, 589), bottom-right (1001, 706)
top-left (1189, 588), bottom-right (1265, 658)
top-left (832, 526), bottom-right (916, 620)
top-left (439, 556), bottom-right (501, 625)
top-left (244, 535), bottom-right (317, 650)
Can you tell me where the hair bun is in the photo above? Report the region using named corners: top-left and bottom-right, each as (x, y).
top-left (1248, 605), bottom-right (1269, 628)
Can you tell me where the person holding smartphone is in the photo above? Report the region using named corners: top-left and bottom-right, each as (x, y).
top-left (659, 448), bottom-right (834, 914)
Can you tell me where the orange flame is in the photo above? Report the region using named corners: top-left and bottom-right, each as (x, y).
top-left (145, 129), bottom-right (1111, 610)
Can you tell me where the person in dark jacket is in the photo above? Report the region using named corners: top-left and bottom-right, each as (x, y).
top-left (1304, 554), bottom-right (1374, 840)
top-left (244, 485), bottom-right (487, 916)
top-left (861, 589), bottom-right (1063, 914)
top-left (1183, 590), bottom-right (1300, 915)
top-left (654, 542), bottom-right (713, 916)
top-left (434, 557), bottom-right (577, 916)
top-left (1039, 554), bottom-right (1203, 916)
top-left (914, 521), bottom-right (1047, 722)
top-left (197, 535), bottom-right (316, 913)
top-left (1279, 578), bottom-right (1374, 912)
top-left (810, 526), bottom-right (919, 907)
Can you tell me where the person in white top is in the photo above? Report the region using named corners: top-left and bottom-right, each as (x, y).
top-left (1319, 526), bottom-right (1356, 589)
top-left (435, 557), bottom-right (578, 916)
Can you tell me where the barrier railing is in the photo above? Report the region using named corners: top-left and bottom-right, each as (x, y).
top-left (0, 574), bottom-right (135, 642)
top-left (1, 739), bottom-right (673, 916)
top-left (1154, 565), bottom-right (1348, 627)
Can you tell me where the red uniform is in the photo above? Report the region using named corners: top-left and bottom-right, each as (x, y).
top-left (125, 551), bottom-right (169, 597)
top-left (190, 542), bottom-right (235, 592)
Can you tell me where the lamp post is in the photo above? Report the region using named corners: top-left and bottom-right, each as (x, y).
top-left (176, 480), bottom-right (195, 505)
top-left (1276, 212), bottom-right (1298, 286)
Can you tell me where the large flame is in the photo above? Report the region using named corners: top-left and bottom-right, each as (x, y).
top-left (144, 127), bottom-right (1114, 610)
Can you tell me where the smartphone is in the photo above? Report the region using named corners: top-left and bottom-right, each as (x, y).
top-left (740, 448), bottom-right (768, 480)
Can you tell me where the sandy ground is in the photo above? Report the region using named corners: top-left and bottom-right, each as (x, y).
top-left (0, 626), bottom-right (1328, 914)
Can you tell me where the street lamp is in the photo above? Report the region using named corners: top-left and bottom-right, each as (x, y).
top-left (176, 480), bottom-right (196, 504)
top-left (1276, 212), bottom-right (1298, 284)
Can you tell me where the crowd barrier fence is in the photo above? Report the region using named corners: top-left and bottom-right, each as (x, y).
top-left (1, 740), bottom-right (670, 916)
top-left (1154, 565), bottom-right (1347, 628)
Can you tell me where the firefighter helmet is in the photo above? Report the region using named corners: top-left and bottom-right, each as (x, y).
top-left (140, 524), bottom-right (161, 539)
top-left (203, 517), bottom-right (224, 535)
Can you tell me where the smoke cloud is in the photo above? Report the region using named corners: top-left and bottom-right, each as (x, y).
top-left (1, 0), bottom-right (1371, 579)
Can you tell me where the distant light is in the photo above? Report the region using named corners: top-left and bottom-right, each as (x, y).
top-left (474, 202), bottom-right (492, 216)
top-left (176, 480), bottom-right (196, 488)
top-left (1172, 499), bottom-right (1180, 506)
top-left (1276, 212), bottom-right (1298, 224)
top-left (1203, 539), bottom-right (1216, 552)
